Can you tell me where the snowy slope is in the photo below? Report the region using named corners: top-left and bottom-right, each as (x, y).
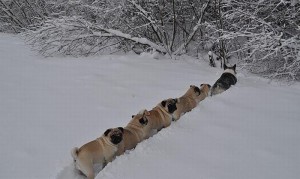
top-left (0, 33), bottom-right (300, 179)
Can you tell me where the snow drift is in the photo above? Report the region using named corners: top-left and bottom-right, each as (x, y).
top-left (0, 33), bottom-right (300, 179)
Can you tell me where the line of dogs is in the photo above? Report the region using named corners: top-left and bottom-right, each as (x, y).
top-left (71, 64), bottom-right (237, 179)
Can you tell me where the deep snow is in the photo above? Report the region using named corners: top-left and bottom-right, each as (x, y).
top-left (0, 33), bottom-right (300, 179)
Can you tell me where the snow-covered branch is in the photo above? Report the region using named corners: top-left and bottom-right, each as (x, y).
top-left (25, 17), bottom-right (166, 56)
top-left (4, 0), bottom-right (299, 81)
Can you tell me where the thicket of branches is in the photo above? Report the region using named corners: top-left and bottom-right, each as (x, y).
top-left (23, 0), bottom-right (210, 57)
top-left (1, 0), bottom-right (299, 81)
top-left (0, 0), bottom-right (48, 32)
top-left (203, 0), bottom-right (300, 81)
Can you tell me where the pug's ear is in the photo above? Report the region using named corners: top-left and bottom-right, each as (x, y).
top-left (208, 84), bottom-right (211, 88)
top-left (104, 128), bottom-right (112, 136)
top-left (144, 110), bottom-right (150, 116)
top-left (118, 127), bottom-right (124, 133)
top-left (161, 100), bottom-right (166, 107)
top-left (132, 115), bottom-right (135, 118)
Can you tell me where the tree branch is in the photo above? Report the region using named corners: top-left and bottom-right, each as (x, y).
top-left (173, 0), bottom-right (211, 55)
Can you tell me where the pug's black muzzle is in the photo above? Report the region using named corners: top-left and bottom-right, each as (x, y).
top-left (168, 103), bottom-right (177, 114)
top-left (111, 134), bottom-right (123, 144)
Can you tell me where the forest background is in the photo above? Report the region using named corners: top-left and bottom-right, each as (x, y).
top-left (1, 0), bottom-right (299, 81)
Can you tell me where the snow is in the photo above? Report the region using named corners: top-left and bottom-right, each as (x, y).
top-left (1, 33), bottom-right (300, 179)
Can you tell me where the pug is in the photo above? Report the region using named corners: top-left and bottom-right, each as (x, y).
top-left (173, 84), bottom-right (211, 121)
top-left (146, 98), bottom-right (178, 131)
top-left (195, 84), bottom-right (211, 103)
top-left (117, 109), bottom-right (152, 155)
top-left (71, 127), bottom-right (124, 179)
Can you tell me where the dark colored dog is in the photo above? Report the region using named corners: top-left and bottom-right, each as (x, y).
top-left (211, 64), bottom-right (237, 96)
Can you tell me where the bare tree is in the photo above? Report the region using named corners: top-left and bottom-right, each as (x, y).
top-left (25, 16), bottom-right (166, 57)
top-left (3, 0), bottom-right (299, 81)
top-left (203, 0), bottom-right (300, 81)
top-left (24, 0), bottom-right (212, 57)
top-left (0, 0), bottom-right (48, 32)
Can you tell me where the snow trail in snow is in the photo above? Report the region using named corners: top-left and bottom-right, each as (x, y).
top-left (0, 33), bottom-right (300, 179)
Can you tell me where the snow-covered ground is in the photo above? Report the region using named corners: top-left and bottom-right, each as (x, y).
top-left (1, 33), bottom-right (300, 179)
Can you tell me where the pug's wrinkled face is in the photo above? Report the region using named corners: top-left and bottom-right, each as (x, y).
top-left (104, 127), bottom-right (124, 145)
top-left (161, 98), bottom-right (178, 114)
top-left (190, 85), bottom-right (201, 96)
top-left (131, 110), bottom-right (149, 126)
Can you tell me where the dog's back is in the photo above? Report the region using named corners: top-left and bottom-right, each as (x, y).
top-left (172, 87), bottom-right (198, 121)
top-left (211, 64), bottom-right (237, 96)
top-left (119, 112), bottom-right (149, 153)
top-left (148, 107), bottom-right (169, 131)
top-left (118, 128), bottom-right (140, 154)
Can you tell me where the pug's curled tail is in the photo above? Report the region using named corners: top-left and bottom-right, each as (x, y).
top-left (71, 147), bottom-right (79, 160)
